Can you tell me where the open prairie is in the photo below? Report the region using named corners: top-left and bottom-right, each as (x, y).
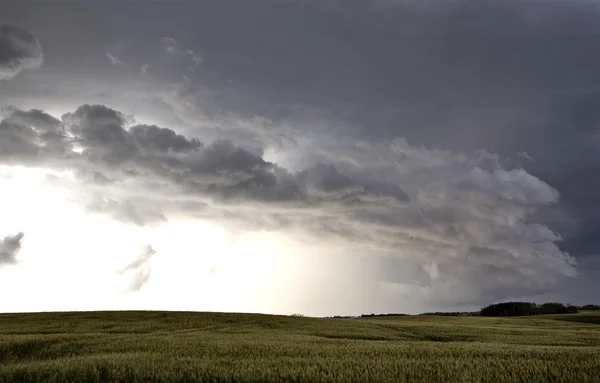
top-left (0, 311), bottom-right (598, 382)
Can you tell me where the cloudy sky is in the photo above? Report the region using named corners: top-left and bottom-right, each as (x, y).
top-left (0, 0), bottom-right (598, 316)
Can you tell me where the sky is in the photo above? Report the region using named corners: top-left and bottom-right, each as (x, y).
top-left (0, 0), bottom-right (598, 316)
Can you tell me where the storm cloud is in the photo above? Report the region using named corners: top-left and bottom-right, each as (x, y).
top-left (0, 102), bottom-right (578, 305)
top-left (0, 0), bottom-right (597, 313)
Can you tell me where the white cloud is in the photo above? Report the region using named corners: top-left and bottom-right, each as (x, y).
top-left (106, 52), bottom-right (124, 66)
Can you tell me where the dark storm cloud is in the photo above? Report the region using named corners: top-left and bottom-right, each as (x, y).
top-left (0, 118), bottom-right (40, 161)
top-left (123, 0), bottom-right (598, 252)
top-left (62, 105), bottom-right (416, 209)
top-left (0, 105), bottom-right (291, 204)
top-left (129, 124), bottom-right (202, 152)
top-left (63, 104), bottom-right (200, 156)
top-left (0, 24), bottom-right (43, 81)
top-left (0, 107), bottom-right (71, 164)
top-left (0, 232), bottom-right (24, 265)
top-left (2, 107), bottom-right (61, 132)
top-left (1, 104), bottom-right (409, 211)
top-left (60, 105), bottom-right (297, 203)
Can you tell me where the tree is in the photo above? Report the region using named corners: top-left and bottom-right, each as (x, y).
top-left (480, 302), bottom-right (578, 317)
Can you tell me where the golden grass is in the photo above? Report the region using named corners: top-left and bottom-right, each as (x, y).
top-left (0, 311), bottom-right (598, 382)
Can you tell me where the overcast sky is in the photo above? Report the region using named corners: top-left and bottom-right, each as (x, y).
top-left (0, 0), bottom-right (598, 316)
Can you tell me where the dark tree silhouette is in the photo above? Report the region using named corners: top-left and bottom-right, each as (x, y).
top-left (419, 312), bottom-right (479, 317)
top-left (480, 302), bottom-right (578, 317)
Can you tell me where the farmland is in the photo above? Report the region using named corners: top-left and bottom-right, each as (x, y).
top-left (0, 310), bottom-right (598, 382)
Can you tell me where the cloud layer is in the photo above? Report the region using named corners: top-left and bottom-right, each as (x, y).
top-left (0, 103), bottom-right (577, 305)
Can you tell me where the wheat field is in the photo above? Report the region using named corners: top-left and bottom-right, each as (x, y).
top-left (0, 310), bottom-right (598, 382)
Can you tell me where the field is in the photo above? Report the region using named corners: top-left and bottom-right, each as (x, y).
top-left (0, 311), bottom-right (598, 382)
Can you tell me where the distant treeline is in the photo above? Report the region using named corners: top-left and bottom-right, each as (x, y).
top-left (419, 312), bottom-right (479, 317)
top-left (328, 303), bottom-right (599, 319)
top-left (421, 303), bottom-right (598, 317)
top-left (480, 302), bottom-right (578, 317)
top-left (359, 313), bottom-right (409, 318)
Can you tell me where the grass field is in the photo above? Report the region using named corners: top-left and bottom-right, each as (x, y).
top-left (0, 310), bottom-right (598, 382)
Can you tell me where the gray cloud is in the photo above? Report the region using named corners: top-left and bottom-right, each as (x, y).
top-left (1, 107), bottom-right (61, 132)
top-left (0, 24), bottom-right (43, 81)
top-left (0, 117), bottom-right (40, 162)
top-left (85, 195), bottom-right (167, 227)
top-left (0, 107), bottom-right (72, 166)
top-left (297, 163), bottom-right (410, 205)
top-left (59, 104), bottom-right (296, 202)
top-left (119, 245), bottom-right (156, 292)
top-left (0, 232), bottom-right (24, 266)
top-left (129, 124), bottom-right (202, 152)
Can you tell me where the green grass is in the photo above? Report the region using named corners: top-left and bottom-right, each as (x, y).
top-left (0, 311), bottom-right (598, 382)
